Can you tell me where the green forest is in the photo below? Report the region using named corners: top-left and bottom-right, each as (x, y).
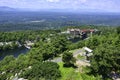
top-left (0, 26), bottom-right (120, 80)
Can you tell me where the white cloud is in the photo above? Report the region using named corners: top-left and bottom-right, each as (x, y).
top-left (46, 0), bottom-right (59, 3)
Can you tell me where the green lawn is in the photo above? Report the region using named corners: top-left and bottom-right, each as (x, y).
top-left (58, 62), bottom-right (73, 79)
top-left (58, 62), bottom-right (99, 80)
top-left (58, 48), bottom-right (99, 80)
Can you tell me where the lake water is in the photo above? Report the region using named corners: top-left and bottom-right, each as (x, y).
top-left (0, 47), bottom-right (29, 60)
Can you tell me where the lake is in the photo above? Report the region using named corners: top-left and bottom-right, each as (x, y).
top-left (0, 47), bottom-right (29, 60)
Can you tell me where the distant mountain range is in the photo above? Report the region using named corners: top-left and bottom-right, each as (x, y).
top-left (0, 6), bottom-right (120, 13)
top-left (0, 6), bottom-right (30, 12)
top-left (0, 6), bottom-right (17, 11)
top-left (0, 6), bottom-right (74, 12)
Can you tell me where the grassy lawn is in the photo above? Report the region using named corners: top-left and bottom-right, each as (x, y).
top-left (58, 62), bottom-right (99, 80)
top-left (57, 49), bottom-right (99, 80)
top-left (58, 62), bottom-right (74, 79)
top-left (58, 62), bottom-right (83, 80)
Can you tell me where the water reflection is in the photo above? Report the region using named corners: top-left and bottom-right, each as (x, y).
top-left (0, 47), bottom-right (29, 60)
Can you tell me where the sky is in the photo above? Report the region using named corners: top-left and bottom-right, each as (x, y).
top-left (0, 0), bottom-right (120, 12)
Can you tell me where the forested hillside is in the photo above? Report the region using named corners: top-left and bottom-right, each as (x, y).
top-left (0, 26), bottom-right (120, 80)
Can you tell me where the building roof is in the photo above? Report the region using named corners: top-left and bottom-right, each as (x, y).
top-left (89, 29), bottom-right (95, 32)
top-left (84, 47), bottom-right (93, 53)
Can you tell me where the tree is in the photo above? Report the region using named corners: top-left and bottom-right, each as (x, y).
top-left (85, 36), bottom-right (100, 49)
top-left (27, 48), bottom-right (43, 65)
top-left (90, 45), bottom-right (120, 79)
top-left (50, 35), bottom-right (69, 56)
top-left (20, 62), bottom-right (61, 80)
top-left (116, 27), bottom-right (120, 34)
top-left (62, 51), bottom-right (76, 67)
top-left (0, 55), bottom-right (16, 79)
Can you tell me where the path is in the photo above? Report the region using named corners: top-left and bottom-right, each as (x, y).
top-left (73, 49), bottom-right (84, 58)
top-left (51, 57), bottom-right (62, 63)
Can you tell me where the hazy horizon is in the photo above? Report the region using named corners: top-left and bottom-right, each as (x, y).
top-left (0, 0), bottom-right (120, 12)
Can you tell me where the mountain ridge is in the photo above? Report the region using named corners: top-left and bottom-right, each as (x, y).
top-left (0, 6), bottom-right (17, 11)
